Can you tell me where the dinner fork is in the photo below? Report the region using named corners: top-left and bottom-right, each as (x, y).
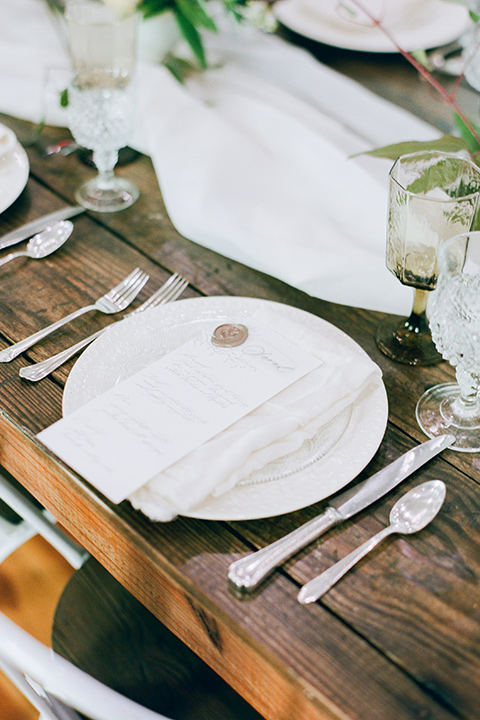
top-left (0, 267), bottom-right (149, 363)
top-left (19, 273), bottom-right (189, 381)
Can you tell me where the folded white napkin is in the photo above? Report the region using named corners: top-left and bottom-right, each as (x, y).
top-left (0, 0), bottom-right (439, 314)
top-left (129, 325), bottom-right (381, 520)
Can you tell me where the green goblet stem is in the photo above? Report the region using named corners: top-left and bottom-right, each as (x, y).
top-left (405, 288), bottom-right (430, 335)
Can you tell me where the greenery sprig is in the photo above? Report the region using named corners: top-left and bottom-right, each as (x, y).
top-left (342, 0), bottom-right (480, 165)
top-left (137, 0), bottom-right (249, 68)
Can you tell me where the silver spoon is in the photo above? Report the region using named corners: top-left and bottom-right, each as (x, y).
top-left (0, 220), bottom-right (73, 268)
top-left (298, 479), bottom-right (446, 604)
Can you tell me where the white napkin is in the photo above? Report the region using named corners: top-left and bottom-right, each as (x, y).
top-left (129, 326), bottom-right (382, 520)
top-left (0, 0), bottom-right (440, 313)
top-left (135, 19), bottom-right (439, 314)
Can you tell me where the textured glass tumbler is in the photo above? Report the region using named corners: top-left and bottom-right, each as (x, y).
top-left (376, 151), bottom-right (480, 365)
top-left (416, 232), bottom-right (480, 451)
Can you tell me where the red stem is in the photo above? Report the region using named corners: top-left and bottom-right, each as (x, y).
top-left (344, 0), bottom-right (480, 147)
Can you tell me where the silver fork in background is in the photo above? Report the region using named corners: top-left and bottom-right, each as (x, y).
top-left (19, 273), bottom-right (189, 381)
top-left (0, 268), bottom-right (149, 363)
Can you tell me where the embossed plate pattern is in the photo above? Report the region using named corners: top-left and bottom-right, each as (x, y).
top-left (63, 297), bottom-right (388, 521)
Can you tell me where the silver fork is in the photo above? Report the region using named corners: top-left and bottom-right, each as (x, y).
top-left (19, 273), bottom-right (189, 381)
top-left (0, 267), bottom-right (149, 363)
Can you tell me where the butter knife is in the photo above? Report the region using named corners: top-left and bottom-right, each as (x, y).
top-left (0, 205), bottom-right (84, 251)
top-left (228, 434), bottom-right (453, 591)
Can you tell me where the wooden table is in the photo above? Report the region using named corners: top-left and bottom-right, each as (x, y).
top-left (0, 30), bottom-right (479, 720)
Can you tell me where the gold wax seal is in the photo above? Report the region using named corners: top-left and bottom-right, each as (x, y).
top-left (211, 324), bottom-right (249, 348)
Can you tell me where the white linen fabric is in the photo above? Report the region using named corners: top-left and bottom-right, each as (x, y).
top-left (129, 323), bottom-right (382, 521)
top-left (0, 0), bottom-right (439, 314)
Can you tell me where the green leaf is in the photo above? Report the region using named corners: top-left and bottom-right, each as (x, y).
top-left (174, 8), bottom-right (207, 68)
top-left (411, 49), bottom-right (430, 68)
top-left (60, 88), bottom-right (69, 108)
top-left (453, 113), bottom-right (480, 154)
top-left (137, 0), bottom-right (173, 19)
top-left (162, 54), bottom-right (198, 83)
top-left (174, 0), bottom-right (217, 31)
top-left (359, 135), bottom-right (472, 162)
top-left (405, 156), bottom-right (479, 196)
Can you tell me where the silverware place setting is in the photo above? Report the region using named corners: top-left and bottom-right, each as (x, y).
top-left (0, 220), bottom-right (73, 268)
top-left (298, 479), bottom-right (446, 604)
top-left (0, 267), bottom-right (149, 363)
top-left (0, 205), bottom-right (84, 251)
top-left (19, 272), bottom-right (189, 381)
top-left (228, 434), bottom-right (452, 592)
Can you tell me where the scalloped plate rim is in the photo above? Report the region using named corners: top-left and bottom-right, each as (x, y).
top-left (62, 296), bottom-right (388, 521)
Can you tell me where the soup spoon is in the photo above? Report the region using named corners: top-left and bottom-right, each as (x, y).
top-left (0, 220), bottom-right (73, 267)
top-left (298, 479), bottom-right (446, 604)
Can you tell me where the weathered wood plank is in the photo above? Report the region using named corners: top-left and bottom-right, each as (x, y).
top-left (1, 39), bottom-right (479, 720)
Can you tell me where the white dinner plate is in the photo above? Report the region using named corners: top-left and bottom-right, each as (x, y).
top-left (0, 123), bottom-right (29, 214)
top-left (63, 297), bottom-right (388, 521)
top-left (274, 0), bottom-right (470, 53)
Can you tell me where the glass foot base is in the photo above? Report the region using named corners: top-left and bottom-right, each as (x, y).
top-left (75, 176), bottom-right (139, 213)
top-left (416, 382), bottom-right (480, 452)
top-left (376, 315), bottom-right (443, 366)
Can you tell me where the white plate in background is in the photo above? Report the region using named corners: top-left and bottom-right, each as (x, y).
top-left (274, 0), bottom-right (471, 53)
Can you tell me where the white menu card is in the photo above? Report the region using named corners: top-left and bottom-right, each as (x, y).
top-left (38, 320), bottom-right (322, 503)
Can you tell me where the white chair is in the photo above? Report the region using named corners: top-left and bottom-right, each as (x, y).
top-left (0, 609), bottom-right (176, 720)
top-left (0, 469), bottom-right (262, 720)
top-left (0, 467), bottom-right (172, 719)
top-left (0, 467), bottom-right (89, 569)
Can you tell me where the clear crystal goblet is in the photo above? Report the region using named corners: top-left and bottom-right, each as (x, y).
top-left (67, 67), bottom-right (139, 213)
top-left (376, 150), bottom-right (480, 365)
top-left (65, 0), bottom-right (139, 213)
top-left (416, 231), bottom-right (480, 451)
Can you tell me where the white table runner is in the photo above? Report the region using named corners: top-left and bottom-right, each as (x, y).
top-left (0, 0), bottom-right (441, 313)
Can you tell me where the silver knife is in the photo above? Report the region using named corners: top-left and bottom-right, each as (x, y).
top-left (228, 434), bottom-right (453, 591)
top-left (0, 206), bottom-right (84, 251)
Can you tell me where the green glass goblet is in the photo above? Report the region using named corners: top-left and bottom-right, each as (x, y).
top-left (376, 150), bottom-right (480, 365)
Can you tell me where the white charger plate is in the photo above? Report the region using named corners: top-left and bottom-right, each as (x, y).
top-left (63, 297), bottom-right (388, 521)
top-left (0, 123), bottom-right (29, 214)
top-left (274, 0), bottom-right (470, 53)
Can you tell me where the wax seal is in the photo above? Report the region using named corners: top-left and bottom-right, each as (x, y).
top-left (211, 324), bottom-right (248, 348)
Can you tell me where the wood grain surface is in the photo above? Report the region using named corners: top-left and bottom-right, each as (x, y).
top-left (0, 34), bottom-right (479, 720)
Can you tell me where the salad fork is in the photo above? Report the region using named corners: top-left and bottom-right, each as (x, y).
top-left (19, 273), bottom-right (189, 381)
top-left (0, 267), bottom-right (149, 363)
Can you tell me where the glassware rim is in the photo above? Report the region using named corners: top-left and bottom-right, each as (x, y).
top-left (389, 149), bottom-right (480, 203)
top-left (65, 0), bottom-right (138, 27)
top-left (437, 230), bottom-right (480, 284)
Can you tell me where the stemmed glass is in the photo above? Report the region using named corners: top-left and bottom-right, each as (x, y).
top-left (67, 67), bottom-right (138, 212)
top-left (416, 231), bottom-right (480, 451)
top-left (376, 150), bottom-right (480, 365)
top-left (65, 0), bottom-right (139, 212)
